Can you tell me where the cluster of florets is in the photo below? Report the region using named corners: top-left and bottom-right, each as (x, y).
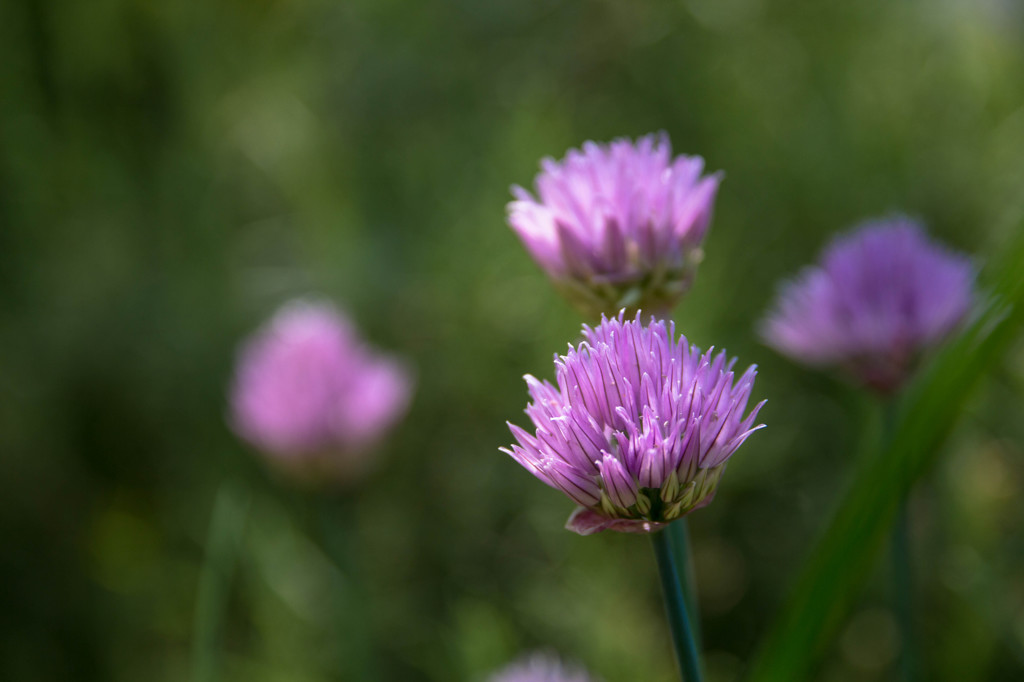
top-left (761, 217), bottom-right (974, 394)
top-left (503, 312), bottom-right (764, 535)
top-left (507, 133), bottom-right (721, 318)
top-left (487, 653), bottom-right (599, 682)
top-left (230, 301), bottom-right (412, 483)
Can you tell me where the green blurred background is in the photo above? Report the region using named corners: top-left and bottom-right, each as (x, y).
top-left (3, 0), bottom-right (1024, 680)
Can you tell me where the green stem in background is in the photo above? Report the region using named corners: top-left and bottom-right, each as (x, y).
top-left (317, 494), bottom-right (378, 681)
top-left (884, 400), bottom-right (917, 681)
top-left (192, 483), bottom-right (250, 682)
top-left (891, 499), bottom-right (916, 680)
top-left (652, 529), bottom-right (704, 682)
top-left (667, 519), bottom-right (703, 652)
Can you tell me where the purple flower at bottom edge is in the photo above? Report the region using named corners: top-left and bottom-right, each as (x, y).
top-left (760, 217), bottom-right (975, 395)
top-left (230, 300), bottom-right (412, 484)
top-left (501, 312), bottom-right (765, 536)
top-left (488, 653), bottom-right (599, 682)
top-left (507, 133), bottom-right (721, 318)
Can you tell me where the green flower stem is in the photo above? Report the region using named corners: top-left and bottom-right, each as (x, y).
top-left (891, 499), bottom-right (916, 680)
top-left (668, 519), bottom-right (703, 652)
top-left (318, 494), bottom-right (378, 681)
top-left (192, 483), bottom-right (249, 682)
top-left (884, 399), bottom-right (917, 681)
top-left (652, 529), bottom-right (704, 682)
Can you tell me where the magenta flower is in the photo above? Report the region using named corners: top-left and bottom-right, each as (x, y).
top-left (230, 300), bottom-right (412, 483)
top-left (502, 312), bottom-right (764, 535)
top-left (488, 653), bottom-right (598, 682)
top-left (507, 133), bottom-right (721, 318)
top-left (760, 217), bottom-right (975, 395)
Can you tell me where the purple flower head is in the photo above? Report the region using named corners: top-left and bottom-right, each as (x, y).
top-left (502, 312), bottom-right (764, 535)
top-left (760, 217), bottom-right (975, 395)
top-left (488, 653), bottom-right (599, 682)
top-left (230, 300), bottom-right (412, 483)
top-left (508, 133), bottom-right (721, 318)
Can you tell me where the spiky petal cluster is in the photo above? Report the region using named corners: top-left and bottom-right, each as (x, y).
top-left (503, 312), bottom-right (764, 535)
top-left (230, 300), bottom-right (412, 483)
top-left (507, 133), bottom-right (721, 318)
top-left (488, 653), bottom-right (599, 682)
top-left (760, 217), bottom-right (975, 395)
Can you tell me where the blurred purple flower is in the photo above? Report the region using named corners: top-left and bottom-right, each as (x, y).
top-left (502, 312), bottom-right (764, 535)
top-left (488, 653), bottom-right (598, 682)
top-left (508, 133), bottom-right (721, 318)
top-left (760, 217), bottom-right (975, 395)
top-left (230, 300), bottom-right (412, 483)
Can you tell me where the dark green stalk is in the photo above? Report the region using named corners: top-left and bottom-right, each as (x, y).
top-left (192, 483), bottom-right (249, 682)
top-left (884, 400), bottom-right (917, 681)
top-left (891, 499), bottom-right (916, 680)
top-left (652, 529), bottom-right (703, 682)
top-left (318, 494), bottom-right (378, 680)
top-left (667, 519), bottom-right (703, 652)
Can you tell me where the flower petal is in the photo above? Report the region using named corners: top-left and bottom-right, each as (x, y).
top-left (565, 507), bottom-right (665, 536)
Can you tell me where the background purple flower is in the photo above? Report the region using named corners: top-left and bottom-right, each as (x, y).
top-left (508, 133), bottom-right (721, 318)
top-left (760, 217), bottom-right (975, 394)
top-left (502, 312), bottom-right (764, 535)
top-left (488, 653), bottom-right (599, 682)
top-left (230, 300), bottom-right (412, 482)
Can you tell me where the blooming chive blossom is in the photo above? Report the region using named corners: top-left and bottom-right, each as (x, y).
top-left (231, 300), bottom-right (412, 483)
top-left (502, 312), bottom-right (764, 535)
top-left (507, 134), bottom-right (722, 318)
top-left (760, 217), bottom-right (975, 395)
top-left (488, 653), bottom-right (599, 682)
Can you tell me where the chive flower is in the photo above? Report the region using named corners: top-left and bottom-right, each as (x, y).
top-left (502, 312), bottom-right (764, 535)
top-left (488, 653), bottom-right (599, 682)
top-left (760, 217), bottom-right (975, 395)
top-left (507, 133), bottom-right (721, 318)
top-left (230, 300), bottom-right (412, 483)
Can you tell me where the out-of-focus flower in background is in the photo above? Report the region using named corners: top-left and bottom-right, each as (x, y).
top-left (487, 653), bottom-right (599, 682)
top-left (502, 312), bottom-right (764, 535)
top-left (507, 133), bottom-right (721, 318)
top-left (760, 217), bottom-right (975, 395)
top-left (230, 300), bottom-right (413, 484)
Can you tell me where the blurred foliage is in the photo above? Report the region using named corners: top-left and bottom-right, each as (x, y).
top-left (750, 220), bottom-right (1024, 682)
top-left (1, 0), bottom-right (1024, 681)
